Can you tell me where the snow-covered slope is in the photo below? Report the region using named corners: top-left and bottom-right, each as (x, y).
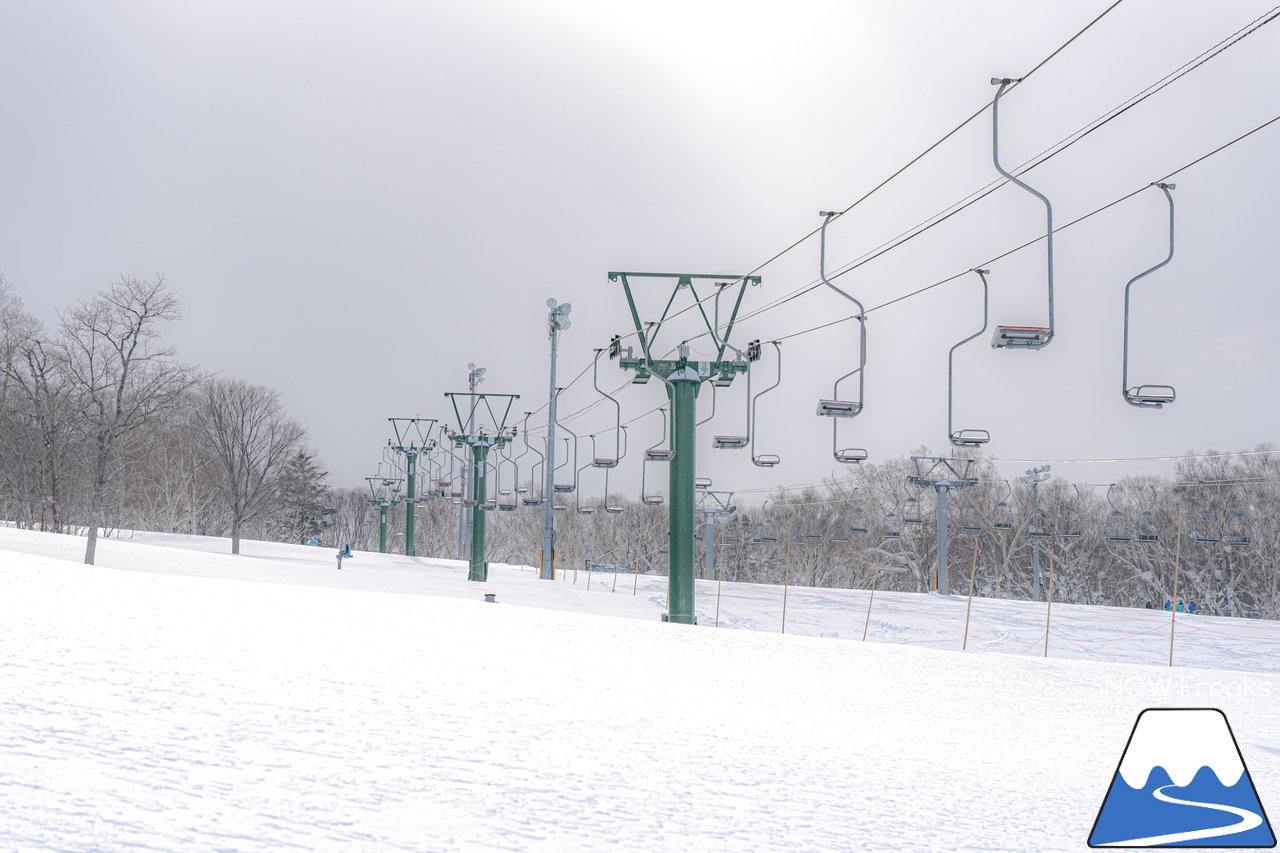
top-left (1, 528), bottom-right (1277, 851)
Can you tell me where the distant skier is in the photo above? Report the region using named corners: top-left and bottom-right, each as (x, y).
top-left (1187, 600), bottom-right (1197, 614)
top-left (336, 544), bottom-right (352, 570)
top-left (307, 535), bottom-right (320, 546)
top-left (1177, 599), bottom-right (1185, 613)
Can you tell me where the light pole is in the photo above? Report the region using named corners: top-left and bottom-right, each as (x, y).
top-left (542, 299), bottom-right (572, 579)
top-left (1021, 464), bottom-right (1052, 600)
top-left (457, 363), bottom-right (486, 560)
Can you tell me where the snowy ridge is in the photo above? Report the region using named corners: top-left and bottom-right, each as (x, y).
top-left (1117, 708), bottom-right (1245, 789)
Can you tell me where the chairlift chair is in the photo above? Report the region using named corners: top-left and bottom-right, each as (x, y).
top-left (1122, 184), bottom-right (1178, 409)
top-left (750, 341), bottom-right (784, 468)
top-left (695, 478), bottom-right (712, 490)
top-left (641, 407), bottom-right (672, 505)
top-left (589, 354), bottom-right (624, 467)
top-left (713, 436), bottom-right (749, 449)
top-left (1060, 507), bottom-right (1083, 538)
top-left (993, 483), bottom-right (1014, 530)
top-left (959, 501), bottom-right (982, 533)
top-left (815, 212), bottom-right (869, 462)
top-left (1105, 486), bottom-right (1132, 543)
top-left (903, 494), bottom-right (923, 525)
top-left (1131, 485), bottom-right (1160, 543)
top-left (1105, 511), bottom-right (1132, 543)
top-left (751, 519), bottom-right (778, 544)
top-left (948, 269), bottom-right (994, 446)
top-left (1193, 508), bottom-right (1221, 545)
top-left (832, 521), bottom-right (850, 543)
top-left (849, 507), bottom-right (870, 535)
top-left (1225, 510), bottom-right (1252, 548)
top-left (835, 448), bottom-right (868, 464)
top-left (988, 78), bottom-right (1056, 350)
top-left (881, 511), bottom-right (902, 539)
top-left (991, 326), bottom-right (1052, 349)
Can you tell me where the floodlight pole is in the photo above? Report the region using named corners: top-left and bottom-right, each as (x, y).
top-left (457, 366), bottom-right (485, 560)
top-left (909, 457), bottom-right (978, 595)
top-left (609, 271), bottom-right (757, 624)
top-left (542, 300), bottom-right (572, 579)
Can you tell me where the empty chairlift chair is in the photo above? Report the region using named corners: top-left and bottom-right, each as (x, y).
top-left (993, 484), bottom-right (1014, 531)
top-left (1105, 485), bottom-right (1132, 543)
top-left (948, 269), bottom-right (993, 447)
top-left (848, 507), bottom-right (870, 535)
top-left (989, 78), bottom-right (1054, 351)
top-left (641, 406), bottom-right (672, 506)
top-left (1225, 509), bottom-right (1252, 548)
top-left (590, 351), bottom-right (623, 467)
top-left (1122, 184), bottom-right (1178, 409)
top-left (750, 340), bottom-right (783, 468)
top-left (815, 211), bottom-right (869, 463)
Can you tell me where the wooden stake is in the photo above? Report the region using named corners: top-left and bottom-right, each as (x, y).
top-left (962, 536), bottom-right (980, 651)
top-left (1043, 549), bottom-right (1056, 658)
top-left (1169, 514), bottom-right (1183, 667)
top-left (862, 571), bottom-right (879, 641)
top-left (781, 532), bottom-right (791, 634)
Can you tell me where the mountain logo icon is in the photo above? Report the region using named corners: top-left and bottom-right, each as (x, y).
top-left (1089, 708), bottom-right (1275, 848)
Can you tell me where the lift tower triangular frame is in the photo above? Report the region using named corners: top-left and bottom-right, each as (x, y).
top-left (444, 391), bottom-right (519, 582)
top-left (388, 417), bottom-right (437, 557)
top-left (608, 271), bottom-right (758, 624)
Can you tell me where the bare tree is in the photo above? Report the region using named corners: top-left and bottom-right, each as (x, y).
top-left (58, 276), bottom-right (195, 563)
top-left (197, 378), bottom-right (306, 554)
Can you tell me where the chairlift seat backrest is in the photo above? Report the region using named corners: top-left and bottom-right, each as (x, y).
top-left (752, 454), bottom-right (780, 468)
top-left (577, 507), bottom-right (595, 515)
top-left (816, 399), bottom-right (863, 418)
top-left (645, 450), bottom-right (674, 462)
top-left (835, 448), bottom-right (868, 464)
top-left (950, 429), bottom-right (990, 447)
top-left (1125, 385), bottom-right (1175, 408)
top-left (991, 325), bottom-right (1051, 349)
top-left (553, 484), bottom-right (575, 493)
top-left (522, 498), bottom-right (543, 506)
top-left (642, 495), bottom-right (664, 506)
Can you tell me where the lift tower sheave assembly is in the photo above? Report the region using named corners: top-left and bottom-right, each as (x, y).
top-left (608, 270), bottom-right (758, 625)
top-left (387, 417), bottom-right (437, 557)
top-left (445, 391), bottom-right (519, 583)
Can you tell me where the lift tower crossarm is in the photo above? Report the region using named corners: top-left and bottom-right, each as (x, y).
top-left (608, 270), bottom-right (758, 625)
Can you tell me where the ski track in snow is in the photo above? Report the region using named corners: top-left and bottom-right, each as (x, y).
top-left (0, 527), bottom-right (1277, 852)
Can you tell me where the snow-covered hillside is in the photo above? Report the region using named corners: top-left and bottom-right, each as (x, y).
top-left (2, 528), bottom-right (1277, 851)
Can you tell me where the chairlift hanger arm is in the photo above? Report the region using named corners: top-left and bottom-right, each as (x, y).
top-left (991, 77), bottom-right (1055, 344)
top-left (1122, 183), bottom-right (1177, 408)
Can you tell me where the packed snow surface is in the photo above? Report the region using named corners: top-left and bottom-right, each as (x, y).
top-left (2, 526), bottom-right (1277, 851)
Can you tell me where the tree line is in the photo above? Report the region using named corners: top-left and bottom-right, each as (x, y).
top-left (0, 276), bottom-right (331, 559)
top-left (3, 276), bottom-right (1276, 620)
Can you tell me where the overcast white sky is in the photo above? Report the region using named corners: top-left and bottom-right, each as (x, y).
top-left (2, 0), bottom-right (1277, 499)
